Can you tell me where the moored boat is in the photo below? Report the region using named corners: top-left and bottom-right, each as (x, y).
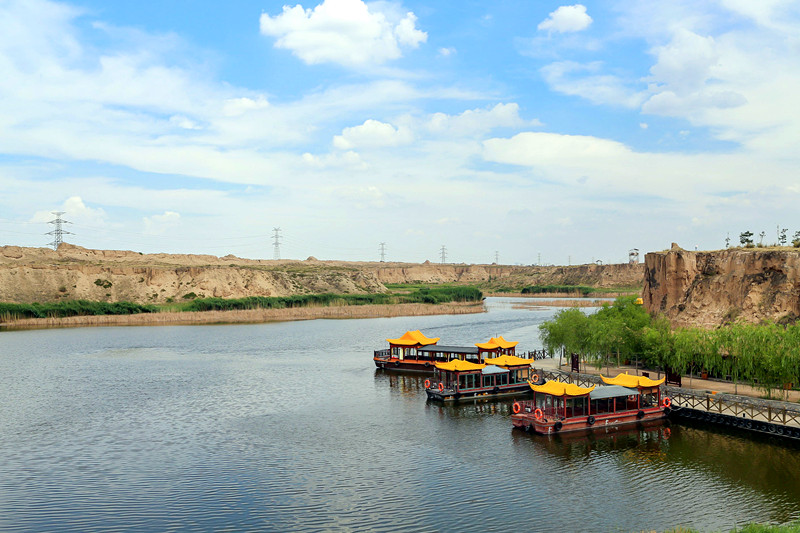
top-left (424, 354), bottom-right (536, 402)
top-left (511, 373), bottom-right (670, 434)
top-left (373, 332), bottom-right (521, 373)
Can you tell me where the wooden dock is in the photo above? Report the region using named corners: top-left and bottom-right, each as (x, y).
top-left (536, 368), bottom-right (800, 441)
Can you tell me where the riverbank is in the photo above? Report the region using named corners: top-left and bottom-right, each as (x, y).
top-left (0, 301), bottom-right (486, 330)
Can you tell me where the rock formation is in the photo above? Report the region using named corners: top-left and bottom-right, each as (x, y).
top-left (643, 247), bottom-right (800, 328)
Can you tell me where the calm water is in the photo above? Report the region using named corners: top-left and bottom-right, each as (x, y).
top-left (1, 297), bottom-right (799, 532)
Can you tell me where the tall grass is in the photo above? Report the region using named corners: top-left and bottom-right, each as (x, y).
top-left (0, 300), bottom-right (157, 319)
top-left (0, 286), bottom-right (483, 321)
top-left (521, 284), bottom-right (594, 295)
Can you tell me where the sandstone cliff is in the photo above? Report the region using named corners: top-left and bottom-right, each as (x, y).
top-left (0, 244), bottom-right (644, 304)
top-left (643, 245), bottom-right (800, 328)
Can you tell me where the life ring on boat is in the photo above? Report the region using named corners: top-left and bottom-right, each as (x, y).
top-left (587, 415), bottom-right (595, 426)
top-left (662, 397), bottom-right (672, 408)
top-left (394, 361), bottom-right (400, 367)
top-left (424, 379), bottom-right (431, 388)
top-left (636, 410), bottom-right (645, 419)
top-left (424, 362), bottom-right (430, 367)
top-left (437, 382), bottom-right (444, 392)
top-left (553, 421), bottom-right (563, 432)
top-left (531, 373), bottom-right (540, 383)
top-left (512, 402), bottom-right (521, 414)
top-left (534, 408), bottom-right (543, 420)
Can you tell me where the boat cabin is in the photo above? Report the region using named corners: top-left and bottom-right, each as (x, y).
top-left (475, 336), bottom-right (518, 360)
top-left (374, 332), bottom-right (523, 372)
top-left (425, 355), bottom-right (535, 402)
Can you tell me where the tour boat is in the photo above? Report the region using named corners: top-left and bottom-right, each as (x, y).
top-left (424, 354), bottom-right (537, 402)
top-left (510, 373), bottom-right (669, 434)
top-left (373, 331), bottom-right (519, 373)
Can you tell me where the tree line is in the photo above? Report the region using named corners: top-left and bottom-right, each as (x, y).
top-left (539, 296), bottom-right (800, 398)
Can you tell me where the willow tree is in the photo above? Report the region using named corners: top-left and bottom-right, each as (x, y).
top-left (538, 307), bottom-right (592, 368)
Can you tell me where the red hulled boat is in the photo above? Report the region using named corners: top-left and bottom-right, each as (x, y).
top-left (511, 373), bottom-right (670, 434)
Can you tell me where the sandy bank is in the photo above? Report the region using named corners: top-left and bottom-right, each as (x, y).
top-left (0, 302), bottom-right (485, 330)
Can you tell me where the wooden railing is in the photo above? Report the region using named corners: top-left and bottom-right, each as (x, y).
top-left (664, 386), bottom-right (800, 428)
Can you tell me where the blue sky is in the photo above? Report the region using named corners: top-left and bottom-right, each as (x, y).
top-left (1, 0), bottom-right (799, 264)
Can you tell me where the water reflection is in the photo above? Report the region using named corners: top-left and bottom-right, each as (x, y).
top-left (1, 300), bottom-right (799, 532)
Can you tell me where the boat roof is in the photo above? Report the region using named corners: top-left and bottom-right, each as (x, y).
top-left (418, 345), bottom-right (479, 354)
top-left (530, 380), bottom-right (595, 397)
top-left (481, 365), bottom-right (509, 375)
top-left (590, 385), bottom-right (639, 400)
top-left (434, 360), bottom-right (485, 372)
top-left (601, 372), bottom-right (665, 388)
top-left (386, 330), bottom-right (440, 346)
top-left (483, 354), bottom-right (534, 367)
top-left (475, 336), bottom-right (519, 350)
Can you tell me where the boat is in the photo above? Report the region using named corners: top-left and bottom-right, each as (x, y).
top-left (424, 354), bottom-right (537, 402)
top-left (373, 332), bottom-right (520, 373)
top-left (510, 373), bottom-right (670, 434)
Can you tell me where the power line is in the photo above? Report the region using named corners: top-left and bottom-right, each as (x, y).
top-left (272, 227), bottom-right (281, 260)
top-left (46, 211), bottom-right (73, 250)
top-left (379, 242), bottom-right (386, 262)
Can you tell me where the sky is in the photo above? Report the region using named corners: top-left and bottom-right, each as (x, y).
top-left (1, 0), bottom-right (799, 265)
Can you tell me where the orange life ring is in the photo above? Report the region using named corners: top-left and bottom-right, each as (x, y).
top-left (531, 373), bottom-right (540, 383)
top-left (424, 379), bottom-right (431, 388)
top-left (534, 408), bottom-right (543, 420)
top-left (437, 382), bottom-right (444, 392)
top-left (663, 396), bottom-right (672, 408)
top-left (512, 402), bottom-right (521, 414)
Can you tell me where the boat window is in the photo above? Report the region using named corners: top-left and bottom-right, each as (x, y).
top-left (497, 373), bottom-right (508, 386)
top-left (590, 398), bottom-right (612, 414)
top-left (391, 347), bottom-right (400, 356)
top-left (483, 375), bottom-right (493, 388)
top-left (641, 392), bottom-right (657, 407)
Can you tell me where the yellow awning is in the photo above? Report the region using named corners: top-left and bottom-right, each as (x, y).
top-left (530, 380), bottom-right (595, 397)
top-left (386, 330), bottom-right (440, 346)
top-left (434, 360), bottom-right (486, 372)
top-left (601, 372), bottom-right (665, 388)
top-left (475, 336), bottom-right (519, 350)
top-left (483, 354), bottom-right (534, 367)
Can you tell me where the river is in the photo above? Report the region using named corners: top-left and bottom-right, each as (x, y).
top-left (1, 297), bottom-right (798, 532)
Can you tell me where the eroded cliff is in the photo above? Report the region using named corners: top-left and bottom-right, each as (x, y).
top-left (0, 244), bottom-right (644, 304)
top-left (643, 245), bottom-right (800, 328)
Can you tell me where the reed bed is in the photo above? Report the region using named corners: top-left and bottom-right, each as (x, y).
top-left (0, 302), bottom-right (485, 330)
top-left (511, 299), bottom-right (609, 308)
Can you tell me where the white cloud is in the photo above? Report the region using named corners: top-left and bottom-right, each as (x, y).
top-left (540, 61), bottom-right (645, 108)
top-left (438, 46), bottom-right (456, 57)
top-left (143, 211), bottom-right (181, 235)
top-left (424, 103), bottom-right (533, 137)
top-left (31, 196), bottom-right (106, 227)
top-left (259, 0), bottom-right (427, 68)
top-left (333, 119), bottom-right (412, 149)
top-left (538, 5), bottom-right (592, 33)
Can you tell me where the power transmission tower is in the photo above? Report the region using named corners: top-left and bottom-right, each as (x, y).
top-left (46, 211), bottom-right (73, 250)
top-left (272, 227), bottom-right (281, 260)
top-left (440, 245), bottom-right (447, 264)
top-left (495, 251), bottom-right (499, 264)
top-left (379, 242), bottom-right (386, 262)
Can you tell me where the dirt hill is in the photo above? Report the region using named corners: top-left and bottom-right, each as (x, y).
top-left (0, 244), bottom-right (644, 304)
top-left (643, 244), bottom-right (800, 328)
